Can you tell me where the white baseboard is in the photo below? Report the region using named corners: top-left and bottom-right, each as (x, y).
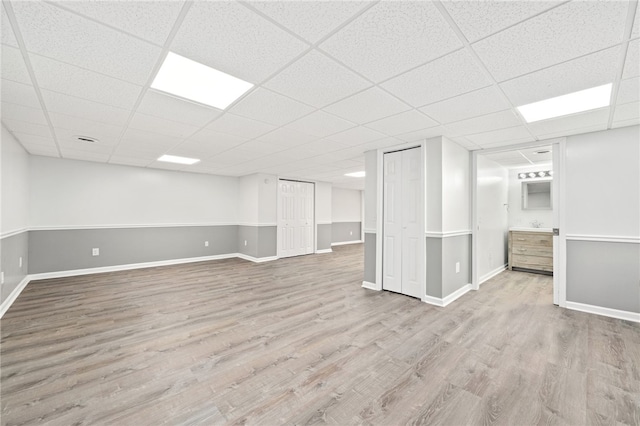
top-left (315, 249), bottom-right (332, 254)
top-left (362, 281), bottom-right (379, 290)
top-left (331, 240), bottom-right (363, 246)
top-left (236, 254), bottom-right (278, 263)
top-left (565, 301), bottom-right (640, 323)
top-left (479, 264), bottom-right (508, 285)
top-left (0, 275), bottom-right (30, 318)
top-left (423, 284), bottom-right (473, 307)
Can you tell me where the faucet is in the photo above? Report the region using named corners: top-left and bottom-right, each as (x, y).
top-left (531, 220), bottom-right (542, 228)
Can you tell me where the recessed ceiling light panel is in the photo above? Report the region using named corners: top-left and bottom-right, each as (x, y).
top-left (517, 83), bottom-right (612, 123)
top-left (157, 154), bottom-right (200, 165)
top-left (345, 171), bottom-right (366, 177)
top-left (151, 52), bottom-right (254, 110)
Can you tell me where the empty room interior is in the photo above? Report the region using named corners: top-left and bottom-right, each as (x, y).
top-left (1, 0), bottom-right (639, 424)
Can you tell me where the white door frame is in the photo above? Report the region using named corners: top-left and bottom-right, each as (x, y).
top-left (375, 142), bottom-right (425, 297)
top-left (276, 178), bottom-right (315, 258)
top-left (471, 138), bottom-right (567, 307)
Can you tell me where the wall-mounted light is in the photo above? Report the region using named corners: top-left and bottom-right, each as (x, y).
top-left (518, 170), bottom-right (552, 179)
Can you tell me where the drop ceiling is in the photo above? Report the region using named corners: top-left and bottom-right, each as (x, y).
top-left (1, 0), bottom-right (638, 190)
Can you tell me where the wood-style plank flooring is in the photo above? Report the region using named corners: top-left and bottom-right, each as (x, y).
top-left (1, 244), bottom-right (639, 425)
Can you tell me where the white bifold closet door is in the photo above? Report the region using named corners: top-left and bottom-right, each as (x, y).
top-left (383, 148), bottom-right (423, 299)
top-left (278, 180), bottom-right (314, 258)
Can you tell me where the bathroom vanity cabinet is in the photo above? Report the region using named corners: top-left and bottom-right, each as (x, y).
top-left (508, 230), bottom-right (553, 274)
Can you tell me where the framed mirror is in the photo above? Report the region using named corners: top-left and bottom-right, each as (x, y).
top-left (522, 180), bottom-right (552, 210)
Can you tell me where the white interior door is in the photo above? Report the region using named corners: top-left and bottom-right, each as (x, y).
top-left (383, 151), bottom-right (403, 293)
top-left (383, 147), bottom-right (423, 298)
top-left (278, 180), bottom-right (314, 258)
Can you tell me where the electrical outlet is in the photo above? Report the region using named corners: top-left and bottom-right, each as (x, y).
top-left (1, 272), bottom-right (4, 285)
top-left (204, 241), bottom-right (209, 247)
top-left (92, 248), bottom-right (100, 256)
top-left (244, 240), bottom-right (247, 246)
top-left (455, 262), bottom-right (460, 273)
top-left (19, 257), bottom-right (22, 268)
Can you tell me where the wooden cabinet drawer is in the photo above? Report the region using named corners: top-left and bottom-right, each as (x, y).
top-left (511, 233), bottom-right (552, 248)
top-left (510, 246), bottom-right (551, 257)
top-left (509, 230), bottom-right (553, 274)
top-left (512, 254), bottom-right (553, 270)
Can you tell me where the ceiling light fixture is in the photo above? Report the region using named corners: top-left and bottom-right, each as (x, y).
top-left (151, 52), bottom-right (254, 110)
top-left (157, 154), bottom-right (200, 165)
top-left (518, 170), bottom-right (552, 179)
top-left (345, 171), bottom-right (366, 178)
top-left (516, 83), bottom-right (612, 123)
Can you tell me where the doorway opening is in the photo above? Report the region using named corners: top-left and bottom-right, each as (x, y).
top-left (277, 179), bottom-right (315, 258)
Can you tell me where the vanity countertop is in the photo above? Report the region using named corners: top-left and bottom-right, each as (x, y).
top-left (509, 227), bottom-right (553, 233)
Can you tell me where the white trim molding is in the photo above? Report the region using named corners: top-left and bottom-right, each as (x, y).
top-left (331, 240), bottom-right (363, 246)
top-left (28, 223), bottom-right (239, 231)
top-left (566, 301), bottom-right (640, 323)
top-left (422, 284), bottom-right (473, 307)
top-left (0, 276), bottom-right (30, 318)
top-left (1, 228), bottom-right (29, 239)
top-left (479, 264), bottom-right (508, 285)
top-left (316, 221), bottom-right (332, 226)
top-left (237, 223), bottom-right (278, 227)
top-left (425, 230), bottom-right (472, 238)
top-left (362, 281), bottom-right (380, 291)
top-left (363, 228), bottom-right (377, 234)
top-left (566, 234), bottom-right (640, 244)
top-left (237, 254), bottom-right (278, 263)
top-left (315, 249), bottom-right (332, 254)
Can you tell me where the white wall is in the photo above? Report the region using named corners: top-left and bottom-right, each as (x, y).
top-left (1, 126), bottom-right (29, 235)
top-left (315, 181), bottom-right (332, 224)
top-left (258, 174), bottom-right (277, 225)
top-left (476, 155), bottom-right (509, 281)
top-left (566, 126), bottom-right (639, 237)
top-left (238, 174), bottom-right (259, 226)
top-left (364, 150), bottom-right (377, 231)
top-left (332, 187), bottom-right (362, 223)
top-left (29, 156), bottom-right (239, 227)
top-left (508, 164), bottom-right (554, 228)
top-left (442, 137), bottom-right (471, 232)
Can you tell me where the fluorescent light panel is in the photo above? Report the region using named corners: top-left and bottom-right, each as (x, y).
top-left (151, 52), bottom-right (253, 110)
top-left (345, 171), bottom-right (366, 177)
top-left (517, 83), bottom-right (612, 123)
top-left (157, 154), bottom-right (200, 165)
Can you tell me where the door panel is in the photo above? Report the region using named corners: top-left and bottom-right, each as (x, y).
top-left (278, 180), bottom-right (315, 258)
top-left (383, 151), bottom-right (403, 293)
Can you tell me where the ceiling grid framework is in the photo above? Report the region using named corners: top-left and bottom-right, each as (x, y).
top-left (1, 0), bottom-right (638, 190)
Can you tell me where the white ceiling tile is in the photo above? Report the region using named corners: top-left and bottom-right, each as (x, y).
top-left (41, 89), bottom-right (130, 127)
top-left (2, 4), bottom-right (18, 47)
top-left (57, 137), bottom-right (114, 155)
top-left (632, 2), bottom-right (640, 39)
top-left (187, 128), bottom-right (248, 147)
top-left (298, 139), bottom-right (349, 156)
top-left (22, 145), bottom-right (60, 157)
top-left (325, 126), bottom-right (387, 146)
top-left (13, 1), bottom-right (161, 85)
top-left (465, 126), bottom-right (533, 145)
top-left (480, 137), bottom-right (537, 149)
top-left (529, 108), bottom-right (610, 137)
top-left (119, 127), bottom-right (182, 150)
top-left (534, 123), bottom-right (608, 140)
top-left (56, 1), bottom-right (184, 46)
top-left (320, 1), bottom-right (462, 82)
top-left (1, 79), bottom-right (40, 108)
top-left (613, 101), bottom-right (640, 123)
top-left (53, 126), bottom-right (120, 149)
top-left (170, 138), bottom-right (240, 159)
top-left (612, 118), bottom-right (640, 129)
top-left (623, 39), bottom-right (639, 79)
top-left (234, 140), bottom-right (286, 156)
top-left (148, 161), bottom-right (187, 172)
top-left (396, 126), bottom-right (446, 143)
top-left (382, 49), bottom-right (491, 107)
top-left (419, 86), bottom-right (510, 124)
top-left (446, 110), bottom-right (523, 137)
top-left (1, 102), bottom-right (46, 125)
top-left (450, 137), bottom-right (481, 151)
top-left (248, 1), bottom-right (371, 43)
top-left (264, 50), bottom-right (371, 108)
top-left (48, 112), bottom-right (124, 141)
top-left (256, 126), bottom-right (318, 147)
top-left (208, 147), bottom-right (265, 164)
top-left (2, 119), bottom-right (51, 138)
top-left (108, 156), bottom-right (153, 167)
top-left (324, 87), bottom-right (410, 124)
top-left (443, 1), bottom-right (563, 43)
top-left (203, 113), bottom-right (277, 139)
top-left (286, 110), bottom-right (355, 138)
top-left (365, 110), bottom-right (438, 136)
top-left (359, 136), bottom-right (406, 151)
top-left (12, 132), bottom-right (57, 149)
top-left (171, 1), bottom-right (308, 84)
top-left (137, 90), bottom-right (222, 128)
top-left (1, 45), bottom-right (32, 84)
top-left (60, 149), bottom-right (111, 163)
top-left (472, 1), bottom-right (628, 81)
top-left (30, 55), bottom-right (142, 109)
top-left (500, 46), bottom-right (620, 106)
top-left (128, 112), bottom-right (198, 139)
top-left (617, 77), bottom-right (640, 105)
top-left (228, 88), bottom-right (314, 126)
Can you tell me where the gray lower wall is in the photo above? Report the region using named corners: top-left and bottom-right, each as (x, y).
top-left (257, 226), bottom-right (277, 258)
top-left (238, 226), bottom-right (277, 259)
top-left (426, 237), bottom-right (443, 298)
top-left (567, 240), bottom-right (640, 313)
top-left (1, 232), bottom-right (29, 305)
top-left (426, 234), bottom-right (471, 299)
top-left (317, 224), bottom-right (332, 251)
top-left (332, 222), bottom-right (362, 244)
top-left (364, 233), bottom-right (376, 283)
top-left (29, 225), bottom-right (238, 274)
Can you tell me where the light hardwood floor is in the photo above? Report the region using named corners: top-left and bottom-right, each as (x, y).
top-left (1, 244), bottom-right (639, 425)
